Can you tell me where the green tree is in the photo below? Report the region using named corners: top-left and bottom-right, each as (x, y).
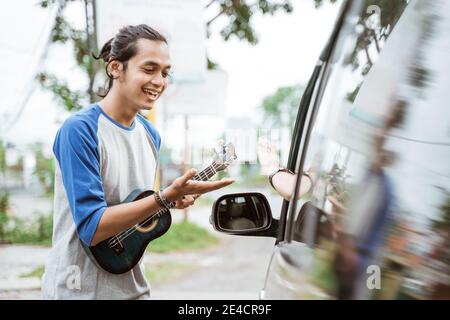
top-left (37, 0), bottom-right (295, 112)
top-left (0, 191), bottom-right (10, 243)
top-left (205, 0), bottom-right (293, 45)
top-left (314, 1), bottom-right (411, 103)
top-left (0, 140), bottom-right (6, 180)
top-left (0, 140), bottom-right (9, 242)
top-left (36, 0), bottom-right (418, 112)
top-left (29, 143), bottom-right (55, 196)
top-left (38, 0), bottom-right (101, 112)
top-left (259, 84), bottom-right (304, 136)
top-left (315, 0), bottom-right (408, 74)
top-left (345, 1), bottom-right (435, 102)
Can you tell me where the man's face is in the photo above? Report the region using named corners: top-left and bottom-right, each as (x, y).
top-left (114, 38), bottom-right (171, 111)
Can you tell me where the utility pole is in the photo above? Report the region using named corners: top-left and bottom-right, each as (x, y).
top-left (183, 115), bottom-right (191, 222)
top-left (85, 0), bottom-right (99, 103)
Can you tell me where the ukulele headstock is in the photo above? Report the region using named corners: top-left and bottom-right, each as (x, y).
top-left (212, 141), bottom-right (237, 172)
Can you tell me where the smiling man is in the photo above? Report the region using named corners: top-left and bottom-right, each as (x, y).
top-left (42, 24), bottom-right (234, 300)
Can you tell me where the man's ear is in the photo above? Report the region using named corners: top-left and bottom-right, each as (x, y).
top-left (108, 60), bottom-right (123, 79)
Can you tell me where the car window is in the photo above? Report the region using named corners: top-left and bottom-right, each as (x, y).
top-left (283, 0), bottom-right (450, 299)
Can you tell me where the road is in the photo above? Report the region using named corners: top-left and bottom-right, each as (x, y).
top-left (0, 236), bottom-right (275, 300)
top-left (0, 185), bottom-right (283, 300)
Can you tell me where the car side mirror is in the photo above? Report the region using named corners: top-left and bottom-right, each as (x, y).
top-left (211, 193), bottom-right (278, 237)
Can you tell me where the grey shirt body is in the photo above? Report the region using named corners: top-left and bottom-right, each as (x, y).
top-left (42, 104), bottom-right (160, 299)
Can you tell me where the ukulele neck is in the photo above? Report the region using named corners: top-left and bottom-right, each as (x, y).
top-left (166, 162), bottom-right (220, 209)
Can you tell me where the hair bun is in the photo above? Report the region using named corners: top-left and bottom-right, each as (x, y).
top-left (93, 37), bottom-right (114, 61)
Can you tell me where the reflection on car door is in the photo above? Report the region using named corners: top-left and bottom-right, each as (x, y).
top-left (260, 0), bottom-right (439, 299)
top-left (261, 0), bottom-right (361, 299)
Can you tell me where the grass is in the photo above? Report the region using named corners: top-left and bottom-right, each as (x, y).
top-left (194, 196), bottom-right (215, 207)
top-left (145, 261), bottom-right (196, 285)
top-left (3, 214), bottom-right (218, 254)
top-left (20, 263), bottom-right (195, 287)
top-left (4, 214), bottom-right (53, 246)
top-left (233, 171), bottom-right (268, 188)
top-left (20, 265), bottom-right (45, 279)
top-left (309, 246), bottom-right (338, 295)
top-left (146, 221), bottom-right (219, 253)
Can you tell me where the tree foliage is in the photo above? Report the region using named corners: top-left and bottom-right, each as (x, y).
top-left (37, 0), bottom-right (296, 112)
top-left (205, 0), bottom-right (293, 45)
top-left (29, 143), bottom-right (55, 195)
top-left (38, 0), bottom-right (101, 111)
top-left (260, 84), bottom-right (304, 135)
top-left (316, 0), bottom-right (408, 75)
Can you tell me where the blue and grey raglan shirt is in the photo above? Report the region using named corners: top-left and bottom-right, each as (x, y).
top-left (42, 104), bottom-right (160, 300)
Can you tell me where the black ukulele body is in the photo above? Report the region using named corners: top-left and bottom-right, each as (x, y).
top-left (82, 189), bottom-right (171, 274)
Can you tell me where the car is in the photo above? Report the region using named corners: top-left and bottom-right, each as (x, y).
top-left (210, 0), bottom-right (450, 300)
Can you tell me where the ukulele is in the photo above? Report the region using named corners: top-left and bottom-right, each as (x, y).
top-left (82, 142), bottom-right (237, 274)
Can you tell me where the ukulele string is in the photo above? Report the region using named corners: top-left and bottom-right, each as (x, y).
top-left (108, 163), bottom-right (222, 247)
top-left (108, 165), bottom-right (214, 247)
top-left (108, 163), bottom-right (220, 247)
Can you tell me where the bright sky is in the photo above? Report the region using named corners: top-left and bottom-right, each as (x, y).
top-left (1, 0), bottom-right (341, 156)
top-left (207, 0), bottom-right (340, 117)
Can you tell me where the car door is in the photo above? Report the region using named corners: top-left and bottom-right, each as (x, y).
top-left (260, 0), bottom-right (428, 299)
top-left (260, 0), bottom-right (360, 299)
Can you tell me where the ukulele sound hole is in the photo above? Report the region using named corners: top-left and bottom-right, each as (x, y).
top-left (136, 217), bottom-right (159, 233)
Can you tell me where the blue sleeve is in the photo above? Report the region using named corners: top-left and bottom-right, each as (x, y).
top-left (151, 126), bottom-right (161, 152)
top-left (53, 116), bottom-right (107, 247)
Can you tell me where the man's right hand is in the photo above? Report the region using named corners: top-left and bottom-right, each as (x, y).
top-left (163, 168), bottom-right (234, 202)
